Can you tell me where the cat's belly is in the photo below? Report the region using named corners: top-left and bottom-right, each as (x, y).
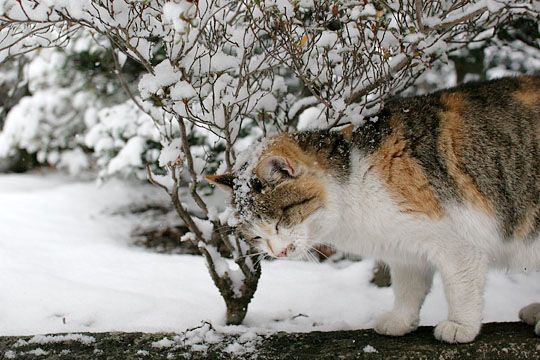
top-left (328, 202), bottom-right (540, 271)
top-left (488, 237), bottom-right (540, 271)
top-left (445, 204), bottom-right (540, 271)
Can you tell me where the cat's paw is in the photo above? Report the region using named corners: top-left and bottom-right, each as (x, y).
top-left (518, 303), bottom-right (540, 325)
top-left (434, 320), bottom-right (480, 343)
top-left (519, 303), bottom-right (540, 336)
top-left (374, 311), bottom-right (419, 336)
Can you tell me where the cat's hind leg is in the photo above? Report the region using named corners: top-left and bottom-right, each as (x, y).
top-left (519, 303), bottom-right (540, 335)
top-left (374, 261), bottom-right (434, 336)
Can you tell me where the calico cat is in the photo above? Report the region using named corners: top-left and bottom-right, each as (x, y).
top-left (207, 76), bottom-right (540, 343)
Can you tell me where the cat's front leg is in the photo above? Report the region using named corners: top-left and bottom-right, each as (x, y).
top-left (433, 249), bottom-right (488, 343)
top-left (374, 262), bottom-right (434, 336)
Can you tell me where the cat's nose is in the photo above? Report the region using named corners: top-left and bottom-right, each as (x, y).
top-left (277, 244), bottom-right (296, 257)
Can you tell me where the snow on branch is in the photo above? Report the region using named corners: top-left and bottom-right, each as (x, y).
top-left (252, 0), bottom-right (532, 127)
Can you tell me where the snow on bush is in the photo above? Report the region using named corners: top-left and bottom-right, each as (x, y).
top-left (85, 100), bottom-right (161, 180)
top-left (0, 31), bottom-right (163, 178)
top-left (0, 81), bottom-right (92, 175)
top-left (0, 37), bottom-right (111, 175)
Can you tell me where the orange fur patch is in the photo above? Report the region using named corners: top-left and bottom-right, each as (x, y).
top-left (514, 205), bottom-right (539, 240)
top-left (439, 93), bottom-right (494, 214)
top-left (256, 134), bottom-right (328, 177)
top-left (340, 124), bottom-right (354, 141)
top-left (513, 76), bottom-right (540, 108)
top-left (371, 117), bottom-right (444, 219)
top-left (292, 176), bottom-right (327, 203)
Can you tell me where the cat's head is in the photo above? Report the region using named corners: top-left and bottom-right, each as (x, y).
top-left (206, 134), bottom-right (332, 259)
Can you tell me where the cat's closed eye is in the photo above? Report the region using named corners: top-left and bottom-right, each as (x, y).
top-left (276, 196), bottom-right (319, 229)
top-left (282, 196), bottom-right (316, 213)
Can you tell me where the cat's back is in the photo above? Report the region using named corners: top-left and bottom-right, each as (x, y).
top-left (358, 76), bottom-right (540, 242)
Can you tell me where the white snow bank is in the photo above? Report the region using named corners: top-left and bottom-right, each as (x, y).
top-left (0, 173), bottom-right (538, 337)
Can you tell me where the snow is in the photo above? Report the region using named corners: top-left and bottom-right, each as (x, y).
top-left (403, 33), bottom-right (425, 44)
top-left (138, 60), bottom-right (181, 99)
top-left (14, 334), bottom-right (95, 346)
top-left (162, 2), bottom-right (196, 34)
top-left (298, 0), bottom-right (314, 9)
top-left (192, 217), bottom-right (214, 241)
top-left (151, 337), bottom-right (175, 348)
top-left (316, 31), bottom-right (339, 48)
top-left (58, 148), bottom-right (90, 176)
top-left (170, 81), bottom-right (197, 101)
top-left (288, 96), bottom-right (319, 121)
top-left (297, 106), bottom-right (324, 130)
top-left (351, 4), bottom-right (377, 19)
top-left (440, 1), bottom-right (488, 28)
top-left (363, 344), bottom-right (378, 353)
top-left (0, 172), bottom-right (539, 340)
top-left (158, 139), bottom-right (183, 167)
top-left (107, 136), bottom-right (146, 174)
top-left (256, 93), bottom-right (278, 112)
top-left (84, 100), bottom-right (161, 180)
top-left (4, 350), bottom-right (16, 359)
top-left (265, 0), bottom-right (295, 17)
top-left (232, 137), bottom-right (272, 221)
top-left (388, 53), bottom-right (407, 71)
top-left (25, 348), bottom-right (49, 356)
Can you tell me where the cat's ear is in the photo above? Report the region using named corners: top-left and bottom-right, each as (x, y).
top-left (206, 173), bottom-right (235, 192)
top-left (339, 123), bottom-right (354, 141)
top-left (257, 155), bottom-right (300, 184)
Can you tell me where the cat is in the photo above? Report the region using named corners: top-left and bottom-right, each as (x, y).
top-left (206, 75), bottom-right (540, 343)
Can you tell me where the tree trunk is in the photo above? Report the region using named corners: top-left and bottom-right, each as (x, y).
top-left (223, 262), bottom-right (261, 325)
top-left (225, 299), bottom-right (250, 326)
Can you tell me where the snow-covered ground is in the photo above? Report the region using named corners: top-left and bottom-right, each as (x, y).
top-left (0, 172), bottom-right (539, 336)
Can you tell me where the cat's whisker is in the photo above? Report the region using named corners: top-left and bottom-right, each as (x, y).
top-left (306, 250), bottom-right (319, 264)
top-left (253, 254), bottom-right (269, 268)
top-left (310, 246), bottom-right (329, 260)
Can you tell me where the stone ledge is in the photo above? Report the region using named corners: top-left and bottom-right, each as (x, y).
top-left (1, 322), bottom-right (538, 359)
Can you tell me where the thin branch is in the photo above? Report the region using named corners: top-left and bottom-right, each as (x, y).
top-left (415, 0), bottom-right (426, 33)
top-left (177, 117), bottom-right (209, 216)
